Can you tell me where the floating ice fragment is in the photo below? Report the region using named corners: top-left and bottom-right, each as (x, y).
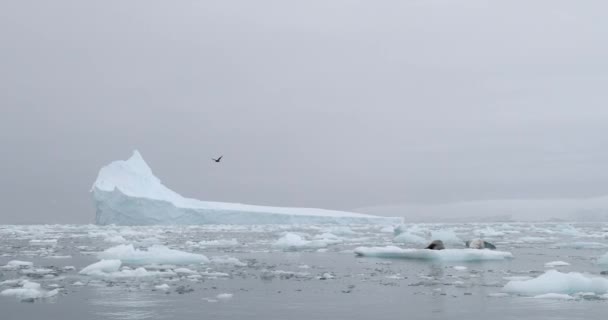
top-left (544, 261), bottom-right (570, 268)
top-left (532, 293), bottom-right (575, 300)
top-left (0, 280), bottom-right (59, 301)
top-left (503, 270), bottom-right (608, 295)
top-left (354, 246), bottom-right (513, 261)
top-left (80, 259), bottom-right (122, 275)
top-left (99, 244), bottom-right (209, 265)
top-left (216, 293), bottom-right (233, 300)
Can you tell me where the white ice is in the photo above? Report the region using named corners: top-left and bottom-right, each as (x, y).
top-left (1, 260), bottom-right (33, 270)
top-left (273, 233), bottom-right (329, 250)
top-left (354, 246), bottom-right (513, 261)
top-left (98, 244), bottom-right (209, 265)
top-left (92, 151), bottom-right (402, 225)
top-left (80, 259), bottom-right (122, 275)
top-left (544, 261), bottom-right (570, 268)
top-left (0, 280), bottom-right (59, 301)
top-left (503, 270), bottom-right (608, 295)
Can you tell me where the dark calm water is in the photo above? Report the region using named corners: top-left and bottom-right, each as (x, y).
top-left (1, 223), bottom-right (608, 320)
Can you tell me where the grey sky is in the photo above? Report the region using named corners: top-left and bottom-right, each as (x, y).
top-left (2, 1), bottom-right (608, 223)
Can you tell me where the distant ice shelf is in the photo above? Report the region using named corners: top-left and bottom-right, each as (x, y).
top-left (92, 151), bottom-right (402, 225)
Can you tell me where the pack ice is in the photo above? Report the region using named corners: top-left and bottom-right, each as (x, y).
top-left (92, 151), bottom-right (402, 225)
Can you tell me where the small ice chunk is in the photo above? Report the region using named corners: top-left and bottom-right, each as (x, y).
top-left (210, 256), bottom-right (247, 267)
top-left (154, 284), bottom-right (170, 291)
top-left (0, 280), bottom-right (59, 301)
top-left (216, 293), bottom-right (233, 300)
top-left (453, 266), bottom-right (467, 271)
top-left (273, 233), bottom-right (328, 250)
top-left (533, 293), bottom-right (575, 300)
top-left (174, 267), bottom-right (197, 275)
top-left (80, 260), bottom-right (122, 275)
top-left (598, 252), bottom-right (608, 265)
top-left (1, 260), bottom-right (33, 270)
top-left (198, 239), bottom-right (238, 246)
top-left (487, 293), bottom-right (509, 298)
top-left (544, 261), bottom-right (570, 268)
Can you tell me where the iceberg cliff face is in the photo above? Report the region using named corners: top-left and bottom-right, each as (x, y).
top-left (92, 151), bottom-right (402, 225)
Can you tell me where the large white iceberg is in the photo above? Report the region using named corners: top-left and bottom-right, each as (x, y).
top-left (92, 151), bottom-right (402, 225)
top-left (354, 246), bottom-right (513, 261)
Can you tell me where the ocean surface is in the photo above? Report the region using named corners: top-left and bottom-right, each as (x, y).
top-left (1, 223), bottom-right (608, 320)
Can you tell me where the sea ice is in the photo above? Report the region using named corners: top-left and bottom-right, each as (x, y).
top-left (92, 151), bottom-right (402, 225)
top-left (598, 252), bottom-right (608, 265)
top-left (354, 246), bottom-right (513, 261)
top-left (98, 244), bottom-right (209, 265)
top-left (503, 270), bottom-right (608, 295)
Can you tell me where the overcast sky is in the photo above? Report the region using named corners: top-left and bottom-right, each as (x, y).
top-left (2, 1), bottom-right (608, 224)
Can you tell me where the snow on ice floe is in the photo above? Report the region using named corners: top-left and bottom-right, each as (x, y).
top-left (354, 246), bottom-right (513, 261)
top-left (503, 270), bottom-right (608, 296)
top-left (0, 280), bottom-right (59, 301)
top-left (98, 244), bottom-right (209, 265)
top-left (92, 151), bottom-right (401, 225)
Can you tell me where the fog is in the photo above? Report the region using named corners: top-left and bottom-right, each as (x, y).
top-left (2, 1), bottom-right (608, 223)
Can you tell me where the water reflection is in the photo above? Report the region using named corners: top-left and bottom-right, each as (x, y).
top-left (90, 285), bottom-right (167, 320)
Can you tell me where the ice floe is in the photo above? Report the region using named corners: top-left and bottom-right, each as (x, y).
top-left (354, 246), bottom-right (513, 261)
top-left (503, 270), bottom-right (608, 295)
top-left (98, 244), bottom-right (209, 265)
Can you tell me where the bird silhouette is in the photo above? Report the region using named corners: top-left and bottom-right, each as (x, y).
top-left (212, 155), bottom-right (223, 163)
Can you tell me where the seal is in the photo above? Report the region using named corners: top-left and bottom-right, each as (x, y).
top-left (425, 240), bottom-right (445, 250)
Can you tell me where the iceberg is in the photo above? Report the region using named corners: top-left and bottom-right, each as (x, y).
top-left (354, 246), bottom-right (513, 261)
top-left (92, 151), bottom-right (402, 225)
top-left (503, 270), bottom-right (608, 295)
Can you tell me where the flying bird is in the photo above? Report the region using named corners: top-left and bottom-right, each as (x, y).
top-left (212, 155), bottom-right (223, 163)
